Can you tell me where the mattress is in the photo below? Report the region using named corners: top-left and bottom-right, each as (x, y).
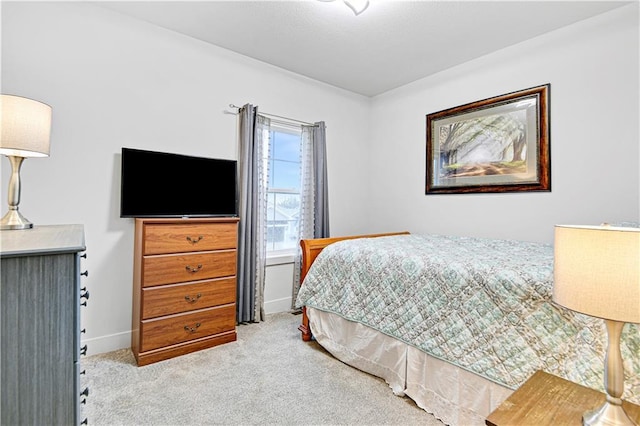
top-left (296, 234), bottom-right (640, 410)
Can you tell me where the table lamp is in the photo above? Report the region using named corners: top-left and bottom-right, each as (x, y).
top-left (0, 94), bottom-right (51, 230)
top-left (554, 224), bottom-right (640, 426)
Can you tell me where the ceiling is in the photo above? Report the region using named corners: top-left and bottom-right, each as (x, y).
top-left (94, 1), bottom-right (629, 97)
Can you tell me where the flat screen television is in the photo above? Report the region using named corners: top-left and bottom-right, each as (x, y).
top-left (120, 147), bottom-right (238, 218)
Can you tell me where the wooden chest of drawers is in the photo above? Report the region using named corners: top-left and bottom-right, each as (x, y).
top-left (131, 217), bottom-right (239, 366)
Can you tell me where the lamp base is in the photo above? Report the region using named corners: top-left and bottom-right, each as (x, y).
top-left (584, 401), bottom-right (638, 426)
top-left (0, 208), bottom-right (33, 230)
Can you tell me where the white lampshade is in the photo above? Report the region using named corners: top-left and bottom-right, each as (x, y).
top-left (553, 225), bottom-right (640, 323)
top-left (1, 94), bottom-right (51, 158)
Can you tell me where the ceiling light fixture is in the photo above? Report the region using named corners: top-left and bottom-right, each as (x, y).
top-left (344, 0), bottom-right (369, 15)
top-left (318, 0), bottom-right (370, 16)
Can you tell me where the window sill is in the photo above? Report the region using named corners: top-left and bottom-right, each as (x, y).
top-left (266, 251), bottom-right (296, 266)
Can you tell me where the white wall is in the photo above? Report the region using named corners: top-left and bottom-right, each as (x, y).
top-left (2, 2), bottom-right (638, 355)
top-left (1, 2), bottom-right (371, 354)
top-left (367, 4), bottom-right (639, 243)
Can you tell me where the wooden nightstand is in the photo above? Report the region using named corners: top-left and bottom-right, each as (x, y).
top-left (486, 370), bottom-right (640, 426)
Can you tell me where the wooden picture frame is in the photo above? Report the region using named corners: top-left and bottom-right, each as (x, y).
top-left (426, 84), bottom-right (550, 194)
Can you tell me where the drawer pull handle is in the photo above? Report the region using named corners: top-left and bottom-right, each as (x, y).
top-left (185, 264), bottom-right (203, 273)
top-left (186, 235), bottom-right (204, 244)
top-left (184, 323), bottom-right (201, 333)
top-left (184, 293), bottom-right (202, 303)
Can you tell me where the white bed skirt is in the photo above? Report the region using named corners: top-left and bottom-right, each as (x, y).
top-left (307, 307), bottom-right (513, 426)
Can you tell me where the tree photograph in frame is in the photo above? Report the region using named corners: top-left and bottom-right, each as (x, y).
top-left (426, 84), bottom-right (550, 194)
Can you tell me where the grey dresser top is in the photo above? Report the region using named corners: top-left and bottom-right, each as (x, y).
top-left (0, 224), bottom-right (85, 257)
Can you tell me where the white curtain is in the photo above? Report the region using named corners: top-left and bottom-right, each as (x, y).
top-left (237, 104), bottom-right (270, 323)
top-left (292, 122), bottom-right (329, 306)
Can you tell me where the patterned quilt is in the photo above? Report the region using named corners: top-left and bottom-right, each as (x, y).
top-left (295, 234), bottom-right (640, 402)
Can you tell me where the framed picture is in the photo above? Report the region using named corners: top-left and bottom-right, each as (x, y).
top-left (426, 84), bottom-right (550, 194)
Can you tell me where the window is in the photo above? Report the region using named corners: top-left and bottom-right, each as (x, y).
top-left (265, 126), bottom-right (302, 253)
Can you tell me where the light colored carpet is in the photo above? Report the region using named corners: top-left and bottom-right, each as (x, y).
top-left (82, 312), bottom-right (443, 425)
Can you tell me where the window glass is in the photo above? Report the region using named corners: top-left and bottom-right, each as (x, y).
top-left (266, 127), bottom-right (302, 253)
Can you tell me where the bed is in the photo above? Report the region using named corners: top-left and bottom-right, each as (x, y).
top-left (295, 232), bottom-right (640, 425)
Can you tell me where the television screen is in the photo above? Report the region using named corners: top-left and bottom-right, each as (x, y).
top-left (120, 148), bottom-right (238, 218)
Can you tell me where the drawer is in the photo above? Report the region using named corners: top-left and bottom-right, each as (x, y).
top-left (142, 250), bottom-right (236, 287)
top-left (143, 222), bottom-right (238, 255)
top-left (141, 277), bottom-right (235, 319)
top-left (140, 304), bottom-right (236, 352)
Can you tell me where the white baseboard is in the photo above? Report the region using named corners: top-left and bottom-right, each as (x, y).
top-left (82, 330), bottom-right (131, 356)
top-left (264, 296), bottom-right (293, 314)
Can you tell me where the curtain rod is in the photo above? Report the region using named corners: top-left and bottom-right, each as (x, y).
top-left (228, 104), bottom-right (316, 126)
